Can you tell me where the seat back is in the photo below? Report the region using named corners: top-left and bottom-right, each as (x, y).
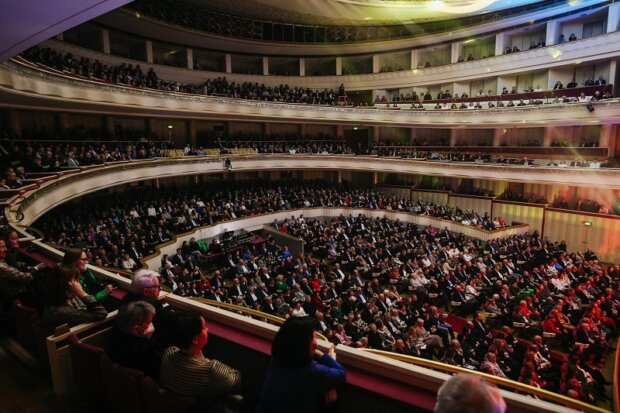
top-left (139, 376), bottom-right (199, 413)
top-left (68, 334), bottom-right (105, 403)
top-left (12, 299), bottom-right (39, 355)
top-left (100, 353), bottom-right (144, 413)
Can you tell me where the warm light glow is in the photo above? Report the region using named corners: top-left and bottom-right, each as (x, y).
top-left (428, 1), bottom-right (445, 10)
top-left (463, 39), bottom-right (476, 44)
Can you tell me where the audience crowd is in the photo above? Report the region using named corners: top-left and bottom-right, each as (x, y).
top-left (207, 213), bottom-right (617, 405)
top-left (1, 132), bottom-right (170, 186)
top-left (33, 180), bottom-right (505, 273)
top-left (19, 47), bottom-right (346, 107)
top-left (2, 175), bottom-right (618, 407)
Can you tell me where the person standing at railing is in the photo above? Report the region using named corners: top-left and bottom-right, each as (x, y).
top-left (257, 316), bottom-right (346, 413)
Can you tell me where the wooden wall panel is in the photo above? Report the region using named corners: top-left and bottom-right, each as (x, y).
top-left (449, 195), bottom-right (493, 216)
top-left (543, 210), bottom-right (620, 263)
top-left (412, 190), bottom-right (449, 205)
top-left (377, 185), bottom-right (412, 201)
top-left (492, 201), bottom-right (545, 234)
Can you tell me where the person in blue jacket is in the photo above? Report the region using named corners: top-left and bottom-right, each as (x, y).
top-left (257, 316), bottom-right (347, 413)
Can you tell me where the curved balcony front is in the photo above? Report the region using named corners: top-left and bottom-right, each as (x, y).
top-left (1, 60), bottom-right (618, 127)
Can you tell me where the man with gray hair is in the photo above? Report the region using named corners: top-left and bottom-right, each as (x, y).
top-left (122, 268), bottom-right (178, 348)
top-left (108, 300), bottom-right (162, 379)
top-left (434, 373), bottom-right (506, 413)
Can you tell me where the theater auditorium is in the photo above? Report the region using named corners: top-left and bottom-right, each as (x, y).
top-left (0, 0), bottom-right (619, 412)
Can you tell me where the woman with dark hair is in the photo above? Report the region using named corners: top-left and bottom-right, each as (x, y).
top-left (42, 265), bottom-right (108, 326)
top-left (62, 248), bottom-right (116, 307)
top-left (160, 314), bottom-right (242, 413)
top-left (257, 316), bottom-right (346, 413)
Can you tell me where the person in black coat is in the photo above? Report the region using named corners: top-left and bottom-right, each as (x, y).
top-left (108, 300), bottom-right (163, 379)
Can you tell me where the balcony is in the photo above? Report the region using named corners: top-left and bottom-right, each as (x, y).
top-left (1, 59), bottom-right (619, 127)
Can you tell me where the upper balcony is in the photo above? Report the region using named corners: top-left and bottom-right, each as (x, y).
top-left (1, 58), bottom-right (619, 128)
top-left (39, 26), bottom-right (620, 93)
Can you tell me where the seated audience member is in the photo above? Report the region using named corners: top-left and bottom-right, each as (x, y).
top-left (0, 238), bottom-right (33, 305)
top-left (257, 316), bottom-right (346, 413)
top-left (108, 300), bottom-right (162, 379)
top-left (4, 230), bottom-right (41, 271)
top-left (63, 248), bottom-right (116, 308)
top-left (42, 266), bottom-right (108, 326)
top-left (434, 373), bottom-right (506, 413)
top-left (160, 314), bottom-right (242, 412)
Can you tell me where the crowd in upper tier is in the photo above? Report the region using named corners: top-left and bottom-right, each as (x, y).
top-left (19, 47), bottom-right (347, 106)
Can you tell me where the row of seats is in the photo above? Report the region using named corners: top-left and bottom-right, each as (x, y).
top-left (69, 334), bottom-right (199, 413)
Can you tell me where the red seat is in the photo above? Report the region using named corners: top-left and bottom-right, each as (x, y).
top-left (12, 299), bottom-right (39, 355)
top-left (68, 334), bottom-right (105, 404)
top-left (139, 376), bottom-right (199, 413)
top-left (12, 299), bottom-right (51, 366)
top-left (100, 353), bottom-right (144, 413)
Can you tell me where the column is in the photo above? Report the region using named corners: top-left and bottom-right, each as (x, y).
top-left (300, 124), bottom-right (307, 137)
top-left (145, 41), bottom-right (153, 63)
top-left (225, 54), bottom-right (232, 74)
top-left (608, 60), bottom-right (617, 95)
top-left (188, 120), bottom-right (197, 146)
top-left (493, 128), bottom-right (505, 147)
top-left (451, 42), bottom-right (462, 63)
top-left (104, 116), bottom-right (115, 137)
top-left (337, 171), bottom-right (342, 184)
top-left (410, 128), bottom-right (416, 145)
top-left (607, 3), bottom-right (620, 33)
top-left (263, 57), bottom-right (269, 76)
top-left (146, 119), bottom-right (156, 138)
top-left (372, 54), bottom-right (380, 73)
top-left (57, 113), bottom-right (70, 131)
top-left (56, 33), bottom-right (63, 41)
top-left (264, 123), bottom-right (271, 137)
top-left (410, 49), bottom-right (419, 70)
top-left (449, 129), bottom-right (461, 147)
top-left (102, 29), bottom-right (110, 54)
top-left (543, 127), bottom-right (554, 147)
top-left (598, 124), bottom-right (614, 151)
top-left (7, 110), bottom-right (22, 137)
top-left (372, 126), bottom-right (380, 142)
top-left (336, 57), bottom-right (342, 76)
top-left (373, 172), bottom-right (379, 186)
top-left (299, 58), bottom-right (305, 76)
top-left (546, 20), bottom-right (561, 46)
top-left (337, 125), bottom-right (345, 139)
top-left (187, 48), bottom-right (193, 70)
top-left (495, 32), bottom-right (506, 56)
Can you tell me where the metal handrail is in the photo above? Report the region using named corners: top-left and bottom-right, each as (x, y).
top-left (362, 348), bottom-right (610, 413)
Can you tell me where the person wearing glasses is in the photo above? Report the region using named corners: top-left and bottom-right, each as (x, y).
top-left (123, 268), bottom-right (181, 349)
top-left (62, 248), bottom-right (116, 309)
